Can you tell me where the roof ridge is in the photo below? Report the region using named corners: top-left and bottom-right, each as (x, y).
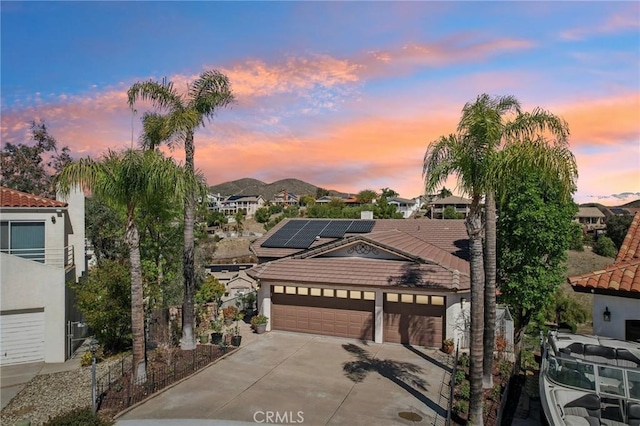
top-left (615, 212), bottom-right (640, 263)
top-left (0, 186), bottom-right (68, 208)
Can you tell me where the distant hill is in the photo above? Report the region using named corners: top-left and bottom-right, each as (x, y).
top-left (619, 199), bottom-right (640, 208)
top-left (209, 178), bottom-right (347, 200)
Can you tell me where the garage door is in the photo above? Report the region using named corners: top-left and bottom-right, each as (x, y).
top-left (383, 293), bottom-right (445, 347)
top-left (0, 310), bottom-right (45, 366)
top-left (272, 285), bottom-right (374, 340)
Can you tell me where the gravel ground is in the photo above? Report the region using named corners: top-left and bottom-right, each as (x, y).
top-left (0, 357), bottom-right (125, 426)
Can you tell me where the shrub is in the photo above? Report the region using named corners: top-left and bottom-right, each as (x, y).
top-left (80, 346), bottom-right (104, 367)
top-left (593, 236), bottom-right (617, 258)
top-left (44, 407), bottom-right (113, 426)
top-left (458, 353), bottom-right (470, 369)
top-left (222, 306), bottom-right (238, 319)
top-left (251, 314), bottom-right (269, 327)
top-left (454, 369), bottom-right (466, 385)
top-left (498, 360), bottom-right (512, 380)
top-left (458, 380), bottom-right (470, 400)
top-left (453, 400), bottom-right (468, 415)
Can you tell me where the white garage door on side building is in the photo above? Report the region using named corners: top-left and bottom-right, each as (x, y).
top-left (0, 310), bottom-right (45, 366)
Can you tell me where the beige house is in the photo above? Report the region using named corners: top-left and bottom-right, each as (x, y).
top-left (207, 263), bottom-right (258, 299)
top-left (0, 187), bottom-right (86, 365)
top-left (272, 190), bottom-right (299, 206)
top-left (575, 207), bottom-right (606, 234)
top-left (428, 195), bottom-right (472, 219)
top-left (220, 195), bottom-right (265, 217)
top-left (247, 218), bottom-right (471, 347)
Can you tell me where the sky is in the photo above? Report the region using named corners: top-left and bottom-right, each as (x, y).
top-left (1, 1), bottom-right (639, 205)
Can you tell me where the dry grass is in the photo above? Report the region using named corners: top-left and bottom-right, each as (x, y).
top-left (561, 249), bottom-right (615, 334)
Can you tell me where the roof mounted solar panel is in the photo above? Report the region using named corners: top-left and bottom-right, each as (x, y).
top-left (261, 220), bottom-right (308, 248)
top-left (282, 220), bottom-right (330, 249)
top-left (346, 220), bottom-right (375, 233)
top-left (319, 220), bottom-right (352, 238)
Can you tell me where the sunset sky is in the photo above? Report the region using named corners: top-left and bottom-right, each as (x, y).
top-left (1, 1), bottom-right (639, 205)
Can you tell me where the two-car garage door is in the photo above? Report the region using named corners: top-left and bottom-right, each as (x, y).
top-left (0, 311), bottom-right (45, 366)
top-left (272, 286), bottom-right (374, 341)
top-left (271, 286), bottom-right (445, 347)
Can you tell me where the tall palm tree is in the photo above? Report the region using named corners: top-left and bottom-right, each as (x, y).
top-left (56, 149), bottom-right (201, 381)
top-left (128, 70), bottom-right (234, 349)
top-left (424, 133), bottom-right (487, 424)
top-left (423, 94), bottom-right (574, 424)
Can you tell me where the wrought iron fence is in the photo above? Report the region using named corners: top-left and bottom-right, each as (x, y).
top-left (95, 344), bottom-right (233, 413)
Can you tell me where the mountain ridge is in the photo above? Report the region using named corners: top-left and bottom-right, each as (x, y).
top-left (209, 178), bottom-right (348, 200)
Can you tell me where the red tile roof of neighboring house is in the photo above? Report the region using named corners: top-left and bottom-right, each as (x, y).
top-left (569, 212), bottom-right (640, 297)
top-left (0, 186), bottom-right (67, 208)
top-left (616, 213), bottom-right (640, 263)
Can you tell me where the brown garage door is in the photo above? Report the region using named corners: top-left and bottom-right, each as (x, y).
top-left (272, 287), bottom-right (374, 340)
top-left (383, 293), bottom-right (445, 347)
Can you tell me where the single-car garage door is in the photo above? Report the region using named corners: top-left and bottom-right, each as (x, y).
top-left (0, 310), bottom-right (45, 366)
top-left (384, 293), bottom-right (445, 347)
top-left (272, 285), bottom-right (374, 340)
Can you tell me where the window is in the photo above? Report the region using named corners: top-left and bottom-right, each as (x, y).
top-left (310, 288), bottom-right (321, 296)
top-left (0, 221), bottom-right (45, 262)
top-left (416, 295), bottom-right (429, 304)
top-left (350, 291), bottom-right (362, 299)
top-left (273, 285), bottom-right (284, 294)
top-left (401, 294), bottom-right (413, 303)
top-left (285, 286), bottom-right (296, 294)
top-left (431, 296), bottom-right (445, 306)
top-left (298, 287), bottom-right (309, 296)
top-left (363, 291), bottom-right (375, 300)
top-left (336, 290), bottom-right (348, 298)
top-left (386, 293), bottom-right (399, 302)
top-left (323, 289), bottom-right (334, 297)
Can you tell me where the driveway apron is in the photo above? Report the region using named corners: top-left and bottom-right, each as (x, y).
top-left (118, 332), bottom-right (452, 425)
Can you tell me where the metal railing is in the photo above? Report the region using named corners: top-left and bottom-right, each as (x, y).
top-left (1, 245), bottom-right (74, 268)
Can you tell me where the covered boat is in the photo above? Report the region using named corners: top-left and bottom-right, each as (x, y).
top-left (540, 331), bottom-right (640, 425)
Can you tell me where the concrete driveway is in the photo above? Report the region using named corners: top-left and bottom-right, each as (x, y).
top-left (118, 332), bottom-right (453, 426)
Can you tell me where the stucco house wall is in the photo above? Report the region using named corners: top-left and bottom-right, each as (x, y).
top-left (592, 294), bottom-right (639, 341)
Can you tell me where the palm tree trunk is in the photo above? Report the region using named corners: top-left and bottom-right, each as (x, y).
top-left (466, 198), bottom-right (485, 425)
top-left (181, 130), bottom-right (196, 350)
top-left (483, 191), bottom-right (496, 389)
top-left (126, 212), bottom-right (146, 382)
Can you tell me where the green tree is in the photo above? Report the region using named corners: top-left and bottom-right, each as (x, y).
top-left (605, 215), bottom-right (633, 250)
top-left (254, 207), bottom-right (271, 223)
top-left (497, 169), bottom-right (578, 338)
top-left (423, 93), bottom-right (575, 422)
top-left (373, 197), bottom-right (402, 219)
top-left (70, 259), bottom-right (131, 352)
top-left (128, 70), bottom-right (234, 350)
top-left (234, 210), bottom-right (245, 233)
top-left (299, 195), bottom-right (316, 207)
top-left (380, 187), bottom-right (399, 198)
top-left (356, 189), bottom-right (378, 204)
top-left (85, 197), bottom-right (128, 262)
top-left (568, 221), bottom-right (585, 251)
top-left (438, 187), bottom-right (453, 198)
top-left (0, 120), bottom-right (72, 197)
top-left (443, 205), bottom-right (464, 219)
top-left (316, 187), bottom-right (330, 198)
top-left (593, 236), bottom-right (617, 258)
top-left (57, 149), bottom-right (201, 381)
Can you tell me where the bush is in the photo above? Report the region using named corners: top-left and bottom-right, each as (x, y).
top-left (44, 407), bottom-right (113, 426)
top-left (455, 369), bottom-right (466, 385)
top-left (569, 222), bottom-right (585, 251)
top-left (453, 400), bottom-right (468, 415)
top-left (80, 346), bottom-right (104, 367)
top-left (593, 236), bottom-right (617, 258)
top-left (458, 380), bottom-right (470, 400)
top-left (458, 353), bottom-right (470, 369)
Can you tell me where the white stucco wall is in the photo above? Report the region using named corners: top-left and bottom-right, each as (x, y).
top-left (1, 254), bottom-right (67, 362)
top-left (1, 209), bottom-right (65, 265)
top-left (58, 187), bottom-right (85, 280)
top-left (446, 293), bottom-right (469, 345)
top-left (593, 294), bottom-right (640, 340)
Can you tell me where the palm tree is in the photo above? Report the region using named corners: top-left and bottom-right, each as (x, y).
top-left (424, 133), bottom-right (487, 424)
top-left (423, 94), bottom-right (575, 424)
top-left (128, 70), bottom-right (234, 349)
top-left (56, 149), bottom-right (201, 381)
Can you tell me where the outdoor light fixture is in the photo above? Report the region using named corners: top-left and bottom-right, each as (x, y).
top-left (603, 307), bottom-right (611, 322)
top-left (461, 297), bottom-right (467, 307)
top-left (51, 216), bottom-right (56, 224)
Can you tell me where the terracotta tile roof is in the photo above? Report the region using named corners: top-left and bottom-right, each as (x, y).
top-left (0, 186), bottom-right (67, 208)
top-left (568, 260), bottom-right (640, 295)
top-left (616, 213), bottom-right (640, 263)
top-left (247, 257), bottom-right (469, 290)
top-left (569, 212), bottom-right (640, 297)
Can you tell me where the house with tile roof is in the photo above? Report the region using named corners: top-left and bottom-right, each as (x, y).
top-left (428, 195), bottom-right (472, 219)
top-left (387, 197), bottom-right (421, 218)
top-left (247, 217), bottom-right (470, 348)
top-left (575, 206), bottom-right (607, 234)
top-left (219, 194), bottom-right (265, 217)
top-left (0, 186), bottom-right (86, 365)
top-left (569, 212), bottom-right (640, 342)
top-left (271, 190), bottom-right (299, 206)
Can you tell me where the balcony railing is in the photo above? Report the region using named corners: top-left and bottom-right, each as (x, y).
top-left (1, 245), bottom-right (74, 268)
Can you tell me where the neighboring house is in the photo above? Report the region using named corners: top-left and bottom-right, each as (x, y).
top-left (0, 187), bottom-right (86, 365)
top-left (569, 212), bottom-right (640, 342)
top-left (428, 195), bottom-right (472, 219)
top-left (247, 217), bottom-right (471, 347)
top-left (574, 206), bottom-right (606, 234)
top-left (387, 197), bottom-right (420, 219)
top-left (206, 192), bottom-right (223, 212)
top-left (207, 263), bottom-right (257, 299)
top-left (220, 195), bottom-right (265, 217)
top-left (272, 190), bottom-right (299, 206)
top-left (315, 195), bottom-right (360, 206)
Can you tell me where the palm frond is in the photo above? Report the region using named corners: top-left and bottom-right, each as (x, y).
top-left (127, 78), bottom-right (184, 112)
top-left (187, 70), bottom-right (235, 122)
top-left (423, 134), bottom-right (458, 194)
top-left (505, 108), bottom-right (569, 144)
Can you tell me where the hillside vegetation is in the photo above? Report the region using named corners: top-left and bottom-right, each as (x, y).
top-left (209, 177), bottom-right (347, 200)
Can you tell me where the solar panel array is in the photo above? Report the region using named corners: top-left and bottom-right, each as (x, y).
top-left (261, 219), bottom-right (375, 249)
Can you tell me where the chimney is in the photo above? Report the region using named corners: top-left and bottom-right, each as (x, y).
top-left (361, 210), bottom-right (374, 220)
